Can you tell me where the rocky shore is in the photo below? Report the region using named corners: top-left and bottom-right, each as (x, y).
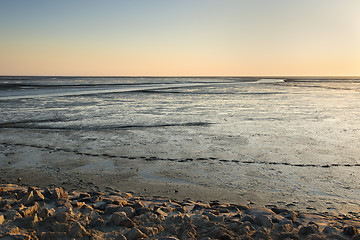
top-left (1, 184), bottom-right (360, 240)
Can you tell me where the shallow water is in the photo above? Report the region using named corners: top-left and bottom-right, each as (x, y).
top-left (1, 76), bottom-right (360, 214)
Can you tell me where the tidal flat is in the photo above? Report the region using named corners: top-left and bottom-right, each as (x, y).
top-left (1, 76), bottom-right (360, 217)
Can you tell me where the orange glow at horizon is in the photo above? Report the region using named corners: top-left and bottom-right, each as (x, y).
top-left (0, 1), bottom-right (359, 76)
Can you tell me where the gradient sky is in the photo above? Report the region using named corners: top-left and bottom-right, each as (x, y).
top-left (0, 0), bottom-right (359, 76)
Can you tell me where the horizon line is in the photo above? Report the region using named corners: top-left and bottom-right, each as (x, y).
top-left (1, 75), bottom-right (359, 78)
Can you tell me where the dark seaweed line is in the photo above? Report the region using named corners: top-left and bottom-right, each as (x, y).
top-left (0, 122), bottom-right (212, 130)
top-left (1, 142), bottom-right (359, 168)
top-left (138, 90), bottom-right (285, 95)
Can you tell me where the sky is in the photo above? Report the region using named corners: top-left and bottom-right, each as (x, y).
top-left (0, 0), bottom-right (359, 76)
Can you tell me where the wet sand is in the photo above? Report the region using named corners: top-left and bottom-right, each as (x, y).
top-left (1, 127), bottom-right (360, 217)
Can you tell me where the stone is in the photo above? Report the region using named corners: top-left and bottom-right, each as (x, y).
top-left (52, 187), bottom-right (68, 199)
top-left (241, 215), bottom-right (255, 223)
top-left (192, 203), bottom-right (210, 211)
top-left (278, 232), bottom-right (300, 240)
top-left (299, 225), bottom-right (319, 236)
top-left (239, 222), bottom-right (256, 236)
top-left (203, 211), bottom-right (224, 222)
top-left (138, 226), bottom-right (159, 237)
top-left (1, 233), bottom-right (31, 240)
top-left (54, 207), bottom-right (76, 222)
top-left (92, 200), bottom-right (107, 210)
top-left (18, 202), bottom-right (40, 217)
top-left (32, 189), bottom-right (45, 201)
top-left (125, 227), bottom-right (148, 240)
top-left (38, 207), bottom-right (55, 220)
top-left (118, 206), bottom-right (136, 218)
top-left (80, 204), bottom-right (94, 215)
top-left (104, 204), bottom-right (121, 215)
top-left (158, 238), bottom-right (179, 240)
top-left (17, 213), bottom-right (39, 229)
top-left (5, 210), bottom-right (23, 221)
top-left (323, 226), bottom-right (340, 234)
top-left (111, 212), bottom-right (136, 228)
top-left (246, 207), bottom-right (276, 216)
top-left (136, 206), bottom-right (152, 216)
top-left (344, 226), bottom-right (358, 236)
top-left (251, 230), bottom-right (272, 240)
top-left (276, 219), bottom-right (294, 232)
top-left (254, 215), bottom-right (275, 229)
top-left (43, 188), bottom-right (52, 199)
top-left (305, 234), bottom-right (326, 240)
top-left (132, 201), bottom-right (146, 210)
top-left (69, 221), bottom-right (89, 238)
top-left (71, 200), bottom-right (86, 208)
top-left (89, 211), bottom-right (104, 227)
top-left (21, 191), bottom-right (35, 206)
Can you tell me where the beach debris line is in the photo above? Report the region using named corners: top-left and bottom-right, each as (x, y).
top-left (1, 184), bottom-right (360, 239)
top-left (1, 142), bottom-right (359, 169)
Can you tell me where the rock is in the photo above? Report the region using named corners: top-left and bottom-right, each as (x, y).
top-left (246, 207), bottom-right (276, 216)
top-left (54, 207), bottom-right (76, 222)
top-left (52, 187), bottom-right (68, 199)
top-left (138, 226), bottom-right (159, 237)
top-left (192, 202), bottom-right (210, 211)
top-left (251, 230), bottom-right (273, 240)
top-left (155, 208), bottom-right (168, 217)
top-left (323, 226), bottom-right (340, 234)
top-left (111, 212), bottom-right (136, 228)
top-left (344, 226), bottom-right (358, 236)
top-left (203, 211), bottom-right (224, 222)
top-left (278, 232), bottom-right (300, 240)
top-left (254, 215), bottom-right (275, 229)
top-left (55, 198), bottom-right (72, 207)
top-left (276, 219), bottom-right (294, 232)
top-left (79, 192), bottom-right (91, 198)
top-left (179, 221), bottom-right (197, 238)
top-left (118, 206), bottom-right (136, 218)
top-left (136, 206), bottom-right (152, 216)
top-left (32, 189), bottom-right (45, 201)
top-left (21, 191), bottom-right (35, 206)
top-left (299, 225), bottom-right (320, 236)
top-left (0, 225), bottom-right (21, 236)
top-left (352, 235), bottom-right (360, 240)
top-left (18, 202), bottom-right (40, 217)
top-left (104, 204), bottom-right (121, 215)
top-left (1, 233), bottom-right (32, 240)
top-left (241, 215), bottom-right (255, 223)
top-left (239, 221), bottom-right (256, 236)
top-left (80, 204), bottom-right (94, 215)
top-left (38, 207), bottom-right (55, 220)
top-left (132, 201), bottom-right (146, 210)
top-left (92, 200), bottom-right (107, 210)
top-left (40, 231), bottom-right (67, 240)
top-left (69, 221), bottom-right (89, 238)
top-left (125, 227), bottom-right (148, 240)
top-left (89, 211), bottom-right (104, 227)
top-left (305, 234), bottom-right (326, 240)
top-left (43, 188), bottom-right (52, 199)
top-left (71, 200), bottom-right (86, 208)
top-left (157, 238), bottom-right (179, 240)
top-left (5, 210), bottom-right (23, 221)
top-left (17, 213), bottom-right (39, 229)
